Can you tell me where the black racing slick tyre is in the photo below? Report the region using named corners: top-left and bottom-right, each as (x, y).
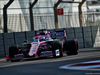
top-left (9, 45), bottom-right (19, 58)
top-left (63, 39), bottom-right (78, 55)
top-left (9, 45), bottom-right (20, 62)
top-left (51, 41), bottom-right (63, 58)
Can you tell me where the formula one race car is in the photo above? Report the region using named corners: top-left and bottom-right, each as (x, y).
top-left (7, 29), bottom-right (78, 62)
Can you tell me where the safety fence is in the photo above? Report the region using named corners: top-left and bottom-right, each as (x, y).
top-left (0, 12), bottom-right (100, 33)
top-left (0, 26), bottom-right (100, 58)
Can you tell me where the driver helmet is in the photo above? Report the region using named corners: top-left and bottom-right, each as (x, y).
top-left (40, 36), bottom-right (46, 41)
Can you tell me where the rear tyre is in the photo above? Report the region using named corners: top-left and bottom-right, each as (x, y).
top-left (9, 45), bottom-right (19, 58)
top-left (63, 39), bottom-right (78, 55)
top-left (9, 45), bottom-right (21, 62)
top-left (51, 41), bottom-right (63, 58)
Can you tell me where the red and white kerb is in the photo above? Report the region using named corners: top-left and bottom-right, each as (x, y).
top-left (59, 60), bottom-right (100, 71)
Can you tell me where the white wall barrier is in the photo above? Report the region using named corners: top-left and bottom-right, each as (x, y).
top-left (0, 34), bottom-right (5, 58)
top-left (4, 33), bottom-right (15, 56)
top-left (74, 27), bottom-right (84, 48)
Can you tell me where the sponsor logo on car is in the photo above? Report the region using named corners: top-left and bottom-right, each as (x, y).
top-left (40, 51), bottom-right (52, 56)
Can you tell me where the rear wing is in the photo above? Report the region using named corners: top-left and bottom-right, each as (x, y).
top-left (36, 29), bottom-right (67, 40)
top-left (50, 29), bottom-right (67, 40)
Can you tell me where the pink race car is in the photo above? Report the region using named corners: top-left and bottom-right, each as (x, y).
top-left (7, 29), bottom-right (78, 62)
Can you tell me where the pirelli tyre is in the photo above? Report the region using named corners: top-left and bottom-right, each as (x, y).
top-left (51, 41), bottom-right (63, 58)
top-left (9, 45), bottom-right (20, 62)
top-left (63, 39), bottom-right (78, 55)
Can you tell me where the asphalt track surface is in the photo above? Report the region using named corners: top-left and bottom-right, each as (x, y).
top-left (0, 50), bottom-right (100, 75)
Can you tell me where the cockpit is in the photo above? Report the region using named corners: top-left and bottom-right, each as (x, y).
top-left (33, 36), bottom-right (52, 42)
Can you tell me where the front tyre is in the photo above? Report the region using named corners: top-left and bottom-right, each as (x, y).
top-left (51, 41), bottom-right (63, 58)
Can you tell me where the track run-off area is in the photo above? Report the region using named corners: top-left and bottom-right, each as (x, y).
top-left (0, 50), bottom-right (100, 75)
